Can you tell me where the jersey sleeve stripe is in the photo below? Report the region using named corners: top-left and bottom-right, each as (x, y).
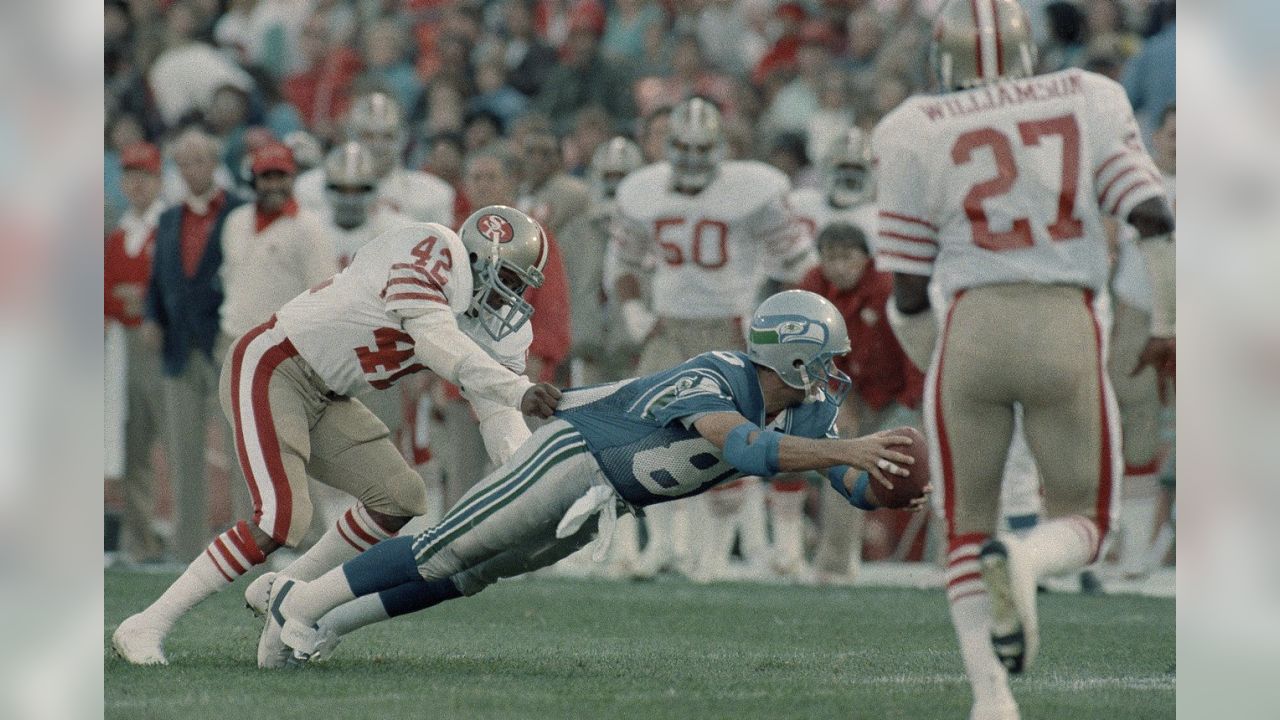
top-left (873, 253), bottom-right (933, 276)
top-left (879, 229), bottom-right (939, 246)
top-left (878, 210), bottom-right (939, 232)
top-left (385, 290), bottom-right (448, 305)
top-left (386, 276), bottom-right (443, 292)
top-left (1094, 152), bottom-right (1127, 181)
top-left (1097, 166), bottom-right (1142, 206)
top-left (389, 262), bottom-right (435, 279)
top-left (877, 248), bottom-right (937, 264)
top-left (1108, 178), bottom-right (1161, 217)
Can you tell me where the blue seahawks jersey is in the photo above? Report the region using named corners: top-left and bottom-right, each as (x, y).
top-left (554, 351), bottom-right (841, 507)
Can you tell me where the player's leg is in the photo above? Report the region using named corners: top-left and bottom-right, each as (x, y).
top-left (250, 396), bottom-right (423, 597)
top-left (113, 327), bottom-right (316, 665)
top-left (931, 289), bottom-right (1020, 714)
top-left (268, 420), bottom-right (596, 657)
top-left (1018, 291), bottom-right (1116, 581)
top-left (310, 517), bottom-right (604, 658)
top-left (1106, 300), bottom-right (1163, 574)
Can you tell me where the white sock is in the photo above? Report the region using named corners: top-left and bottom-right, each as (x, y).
top-left (320, 594), bottom-right (391, 638)
top-left (143, 521), bottom-right (268, 630)
top-left (1020, 515), bottom-right (1100, 580)
top-left (768, 484), bottom-right (808, 570)
top-left (946, 535), bottom-right (1013, 705)
top-left (1118, 496), bottom-right (1158, 573)
top-left (278, 504), bottom-right (394, 581)
top-left (282, 566), bottom-right (357, 627)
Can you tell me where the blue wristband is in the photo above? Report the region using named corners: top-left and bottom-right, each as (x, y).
top-left (849, 471), bottom-right (876, 511)
top-left (724, 422), bottom-right (783, 476)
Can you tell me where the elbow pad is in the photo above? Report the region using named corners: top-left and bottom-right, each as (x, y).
top-left (723, 423), bottom-right (783, 477)
top-left (885, 297), bottom-right (937, 372)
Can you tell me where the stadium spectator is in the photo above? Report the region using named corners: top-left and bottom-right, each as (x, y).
top-left (148, 1), bottom-right (255, 129)
top-left (633, 34), bottom-right (735, 121)
top-left (105, 142), bottom-right (168, 565)
top-left (799, 222), bottom-right (925, 580)
top-left (358, 19), bottom-right (423, 117)
top-left (637, 104), bottom-right (673, 163)
top-left (752, 1), bottom-right (808, 87)
top-left (533, 13), bottom-right (636, 135)
top-left (760, 23), bottom-right (837, 139)
top-left (463, 109), bottom-right (504, 154)
top-left (696, 0), bottom-right (768, 78)
top-left (1123, 1), bottom-right (1176, 140)
top-left (420, 132), bottom-right (470, 216)
top-left (1038, 1), bottom-right (1088, 73)
top-left (143, 127), bottom-right (245, 563)
top-left (564, 105), bottom-right (612, 176)
top-left (498, 0), bottom-right (561, 98)
top-left (468, 58), bottom-right (531, 130)
top-left (516, 128), bottom-right (591, 239)
top-left (205, 84), bottom-right (254, 175)
top-left (600, 0), bottom-right (666, 65)
top-left (282, 13), bottom-right (362, 140)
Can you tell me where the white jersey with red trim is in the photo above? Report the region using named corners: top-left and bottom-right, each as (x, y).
top-left (614, 160), bottom-right (814, 319)
top-left (786, 188), bottom-right (878, 249)
top-left (871, 68), bottom-right (1164, 301)
top-left (275, 222), bottom-right (530, 397)
top-left (295, 167), bottom-right (456, 226)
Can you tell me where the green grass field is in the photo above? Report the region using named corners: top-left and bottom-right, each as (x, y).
top-left (105, 570), bottom-right (1174, 719)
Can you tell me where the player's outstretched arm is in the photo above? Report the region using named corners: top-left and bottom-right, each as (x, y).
top-left (691, 411), bottom-right (914, 488)
top-left (402, 306), bottom-right (559, 416)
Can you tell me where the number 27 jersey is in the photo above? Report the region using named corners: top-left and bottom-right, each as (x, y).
top-left (871, 68), bottom-right (1164, 300)
top-left (275, 222), bottom-right (530, 397)
top-left (555, 351), bottom-right (839, 507)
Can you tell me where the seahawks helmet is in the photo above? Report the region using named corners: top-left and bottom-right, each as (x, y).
top-left (748, 290), bottom-right (853, 404)
top-left (589, 136), bottom-right (643, 203)
top-left (324, 141), bottom-right (379, 230)
top-left (459, 205), bottom-right (548, 341)
top-left (822, 127), bottom-right (873, 209)
top-left (345, 91), bottom-right (405, 177)
top-left (666, 97), bottom-right (725, 193)
top-left (931, 0), bottom-right (1036, 91)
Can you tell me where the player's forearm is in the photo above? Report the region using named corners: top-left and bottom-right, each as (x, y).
top-left (466, 390), bottom-right (532, 465)
top-left (403, 309), bottom-right (533, 409)
top-left (775, 435), bottom-right (852, 472)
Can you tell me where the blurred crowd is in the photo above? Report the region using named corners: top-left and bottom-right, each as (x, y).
top-left (103, 0), bottom-right (1176, 585)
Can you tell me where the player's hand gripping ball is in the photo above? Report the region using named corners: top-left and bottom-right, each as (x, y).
top-left (868, 426), bottom-right (931, 509)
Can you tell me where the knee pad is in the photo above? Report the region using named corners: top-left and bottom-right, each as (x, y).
top-left (384, 470), bottom-right (429, 518)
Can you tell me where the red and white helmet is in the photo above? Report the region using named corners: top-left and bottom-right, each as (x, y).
top-left (458, 205), bottom-right (548, 340)
top-left (931, 0), bottom-right (1037, 92)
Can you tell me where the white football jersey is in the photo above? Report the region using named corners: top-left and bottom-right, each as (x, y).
top-left (275, 222), bottom-right (529, 397)
top-left (295, 166), bottom-right (457, 227)
top-left (325, 205), bottom-right (416, 269)
top-left (786, 188), bottom-right (878, 250)
top-left (614, 160), bottom-right (813, 319)
top-left (871, 69), bottom-right (1164, 301)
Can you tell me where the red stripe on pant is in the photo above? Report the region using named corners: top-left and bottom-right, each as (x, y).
top-left (230, 321), bottom-right (274, 522)
top-left (231, 315), bottom-right (301, 545)
top-left (934, 292), bottom-right (965, 540)
top-left (1084, 293), bottom-right (1115, 562)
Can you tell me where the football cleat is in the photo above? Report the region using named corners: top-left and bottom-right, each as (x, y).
top-left (244, 571), bottom-right (276, 617)
top-left (112, 613), bottom-right (169, 666)
top-left (979, 538), bottom-right (1040, 674)
top-left (258, 575), bottom-right (298, 669)
top-left (305, 622), bottom-right (343, 662)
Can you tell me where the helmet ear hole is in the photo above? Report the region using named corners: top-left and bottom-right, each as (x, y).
top-left (469, 251), bottom-right (479, 265)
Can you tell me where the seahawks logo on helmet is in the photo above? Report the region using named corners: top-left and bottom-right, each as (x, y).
top-left (749, 316), bottom-right (829, 346)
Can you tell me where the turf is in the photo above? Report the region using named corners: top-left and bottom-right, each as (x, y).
top-left (105, 570), bottom-right (1174, 719)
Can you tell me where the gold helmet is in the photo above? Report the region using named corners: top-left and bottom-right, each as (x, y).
top-left (345, 91), bottom-right (405, 177)
top-left (589, 136), bottom-right (643, 203)
top-left (458, 205), bottom-right (548, 341)
top-left (666, 97), bottom-right (725, 193)
top-left (931, 0), bottom-right (1036, 92)
top-left (821, 127), bottom-right (873, 209)
top-left (323, 141), bottom-right (378, 230)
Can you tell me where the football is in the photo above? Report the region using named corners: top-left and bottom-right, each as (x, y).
top-left (868, 426), bottom-right (931, 509)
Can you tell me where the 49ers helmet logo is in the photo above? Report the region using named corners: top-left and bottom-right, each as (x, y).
top-left (477, 213), bottom-right (515, 243)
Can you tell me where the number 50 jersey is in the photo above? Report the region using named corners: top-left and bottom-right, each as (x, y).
top-left (555, 351), bottom-right (839, 507)
top-left (871, 68), bottom-right (1164, 300)
top-left (275, 222), bottom-right (530, 397)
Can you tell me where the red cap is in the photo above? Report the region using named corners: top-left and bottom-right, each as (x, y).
top-left (777, 2), bottom-right (807, 23)
top-left (567, 0), bottom-right (606, 36)
top-left (250, 142), bottom-right (297, 176)
top-left (120, 142), bottom-right (161, 174)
